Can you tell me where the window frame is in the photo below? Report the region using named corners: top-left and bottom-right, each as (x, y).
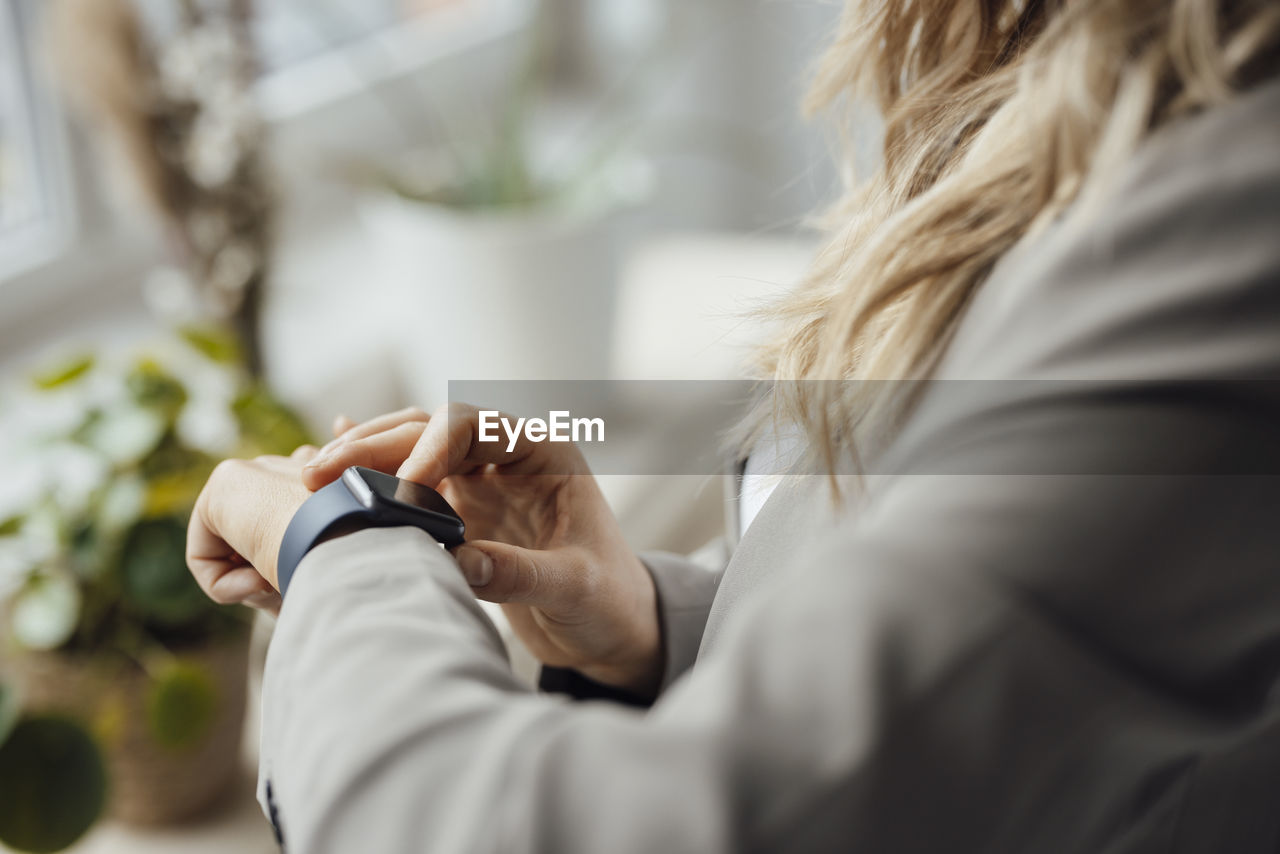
top-left (0, 0), bottom-right (534, 349)
top-left (0, 0), bottom-right (78, 285)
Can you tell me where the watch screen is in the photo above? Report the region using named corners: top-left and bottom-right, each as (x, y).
top-left (356, 467), bottom-right (460, 518)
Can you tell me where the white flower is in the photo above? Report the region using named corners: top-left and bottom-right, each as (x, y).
top-left (143, 266), bottom-right (204, 325)
top-left (208, 241), bottom-right (258, 303)
top-left (159, 25), bottom-right (242, 102)
top-left (0, 537), bottom-right (36, 600)
top-left (152, 333), bottom-right (239, 404)
top-left (81, 405), bottom-right (166, 467)
top-left (97, 475), bottom-right (147, 535)
top-left (5, 385), bottom-right (87, 440)
top-left (0, 444), bottom-right (48, 522)
top-left (186, 208), bottom-right (231, 254)
top-left (158, 43), bottom-right (203, 101)
top-left (11, 573), bottom-right (81, 651)
top-left (16, 504), bottom-right (59, 566)
top-left (177, 394), bottom-right (239, 456)
top-left (81, 364), bottom-right (131, 417)
top-left (186, 101), bottom-right (252, 188)
top-left (44, 443), bottom-right (111, 519)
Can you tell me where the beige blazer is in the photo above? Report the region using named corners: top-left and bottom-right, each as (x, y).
top-left (258, 78), bottom-right (1280, 853)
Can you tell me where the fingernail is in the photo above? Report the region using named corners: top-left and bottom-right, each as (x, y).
top-left (456, 548), bottom-right (492, 587)
top-left (304, 450), bottom-right (332, 469)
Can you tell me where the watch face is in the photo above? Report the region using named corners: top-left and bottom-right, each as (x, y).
top-left (352, 467), bottom-right (460, 518)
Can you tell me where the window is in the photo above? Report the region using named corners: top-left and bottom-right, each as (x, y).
top-left (132, 0), bottom-right (433, 73)
top-left (0, 0), bottom-right (522, 309)
top-left (0, 0), bottom-right (71, 277)
top-left (256, 0), bottom-right (411, 71)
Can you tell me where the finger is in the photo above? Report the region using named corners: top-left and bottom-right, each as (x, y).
top-left (291, 444), bottom-right (319, 463)
top-left (320, 407), bottom-right (430, 454)
top-left (208, 566), bottom-right (278, 606)
top-left (454, 541), bottom-right (587, 610)
top-left (301, 420), bottom-right (428, 490)
top-left (332, 414), bottom-right (357, 438)
top-left (396, 403), bottom-right (545, 486)
top-left (254, 455), bottom-right (308, 475)
top-left (186, 497), bottom-right (246, 601)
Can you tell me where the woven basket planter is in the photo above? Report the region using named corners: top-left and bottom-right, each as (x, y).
top-left (15, 628), bottom-right (250, 826)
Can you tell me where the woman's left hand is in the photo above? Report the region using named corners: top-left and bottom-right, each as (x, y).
top-left (185, 447), bottom-right (318, 615)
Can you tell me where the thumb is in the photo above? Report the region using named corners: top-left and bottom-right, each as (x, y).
top-left (454, 541), bottom-right (581, 607)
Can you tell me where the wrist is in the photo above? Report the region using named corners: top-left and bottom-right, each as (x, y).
top-left (275, 466), bottom-right (465, 595)
top-left (580, 563), bottom-right (664, 699)
top-left (255, 484), bottom-right (312, 590)
top-left (581, 648), bottom-right (663, 701)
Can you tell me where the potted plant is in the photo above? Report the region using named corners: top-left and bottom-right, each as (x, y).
top-left (0, 327), bottom-right (311, 826)
top-left (361, 146), bottom-right (647, 407)
top-left (353, 14), bottom-right (654, 407)
top-left (0, 678), bottom-right (106, 853)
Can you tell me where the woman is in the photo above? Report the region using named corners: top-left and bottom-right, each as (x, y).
top-left (188, 1), bottom-right (1280, 851)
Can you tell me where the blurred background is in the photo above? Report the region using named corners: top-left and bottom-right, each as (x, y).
top-left (0, 0), bottom-right (857, 850)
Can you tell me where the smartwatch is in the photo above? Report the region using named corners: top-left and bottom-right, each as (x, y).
top-left (276, 466), bottom-right (466, 595)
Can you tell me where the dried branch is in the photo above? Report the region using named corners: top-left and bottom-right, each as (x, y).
top-left (47, 0), bottom-right (273, 376)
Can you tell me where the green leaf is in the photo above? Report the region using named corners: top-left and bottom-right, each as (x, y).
top-left (0, 716), bottom-right (107, 853)
top-left (78, 406), bottom-right (165, 467)
top-left (119, 517), bottom-right (209, 627)
top-left (138, 429), bottom-right (209, 484)
top-left (0, 684), bottom-right (19, 747)
top-left (31, 354), bottom-right (95, 391)
top-left (141, 468), bottom-right (212, 518)
top-left (0, 515), bottom-right (22, 537)
top-left (232, 384), bottom-right (314, 456)
top-left (67, 518), bottom-right (106, 581)
top-left (178, 325), bottom-right (242, 366)
top-left (94, 475), bottom-right (146, 536)
top-left (125, 359), bottom-right (188, 422)
top-left (146, 661), bottom-right (217, 751)
top-left (68, 408), bottom-right (104, 447)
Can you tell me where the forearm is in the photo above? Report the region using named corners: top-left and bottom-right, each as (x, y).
top-left (258, 528), bottom-right (538, 851)
top-left (257, 529), bottom-right (776, 853)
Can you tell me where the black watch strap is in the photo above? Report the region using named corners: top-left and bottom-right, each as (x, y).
top-left (276, 478), bottom-right (367, 595)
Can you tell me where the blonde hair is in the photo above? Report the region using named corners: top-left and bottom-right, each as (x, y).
top-left (752, 0), bottom-right (1280, 478)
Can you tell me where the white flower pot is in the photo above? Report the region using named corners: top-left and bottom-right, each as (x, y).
top-left (361, 192), bottom-right (625, 409)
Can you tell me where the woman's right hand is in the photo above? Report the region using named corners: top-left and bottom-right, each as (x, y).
top-left (301, 405), bottom-right (664, 699)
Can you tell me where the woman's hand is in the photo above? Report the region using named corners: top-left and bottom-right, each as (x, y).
top-left (185, 447), bottom-right (318, 616)
top-left (302, 405), bottom-right (664, 698)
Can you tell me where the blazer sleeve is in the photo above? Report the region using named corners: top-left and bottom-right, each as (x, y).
top-left (257, 85), bottom-right (1280, 853)
top-left (642, 550), bottom-right (723, 689)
